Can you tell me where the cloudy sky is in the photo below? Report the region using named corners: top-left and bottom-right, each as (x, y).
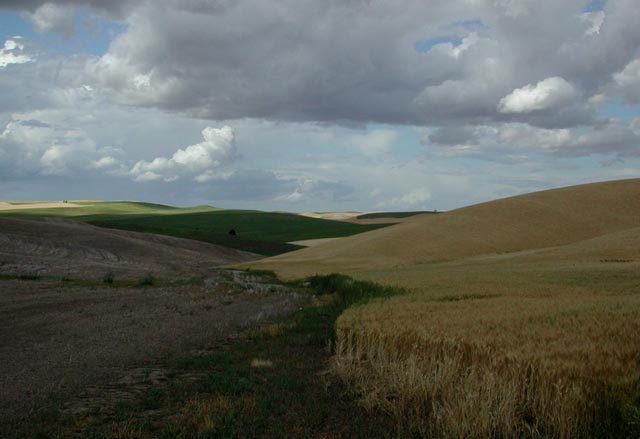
top-left (0, 0), bottom-right (639, 212)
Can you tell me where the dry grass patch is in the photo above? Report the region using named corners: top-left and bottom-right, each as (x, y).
top-left (237, 179), bottom-right (640, 437)
top-left (251, 321), bottom-right (296, 338)
top-left (332, 275), bottom-right (640, 438)
top-left (176, 394), bottom-right (257, 433)
top-left (250, 359), bottom-right (274, 368)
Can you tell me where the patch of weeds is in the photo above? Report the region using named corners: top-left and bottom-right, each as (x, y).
top-left (141, 386), bottom-right (164, 410)
top-left (174, 351), bottom-right (234, 371)
top-left (301, 273), bottom-right (401, 308)
top-left (136, 274), bottom-right (155, 287)
top-left (113, 400), bottom-right (135, 421)
top-left (436, 293), bottom-right (500, 302)
top-left (103, 272), bottom-right (115, 284)
top-left (238, 269), bottom-right (278, 281)
top-left (210, 410), bottom-right (237, 438)
top-left (201, 371), bottom-right (252, 395)
top-left (17, 273), bottom-right (41, 280)
top-left (248, 322), bottom-right (295, 340)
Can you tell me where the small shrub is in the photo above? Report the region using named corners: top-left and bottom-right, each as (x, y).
top-left (103, 272), bottom-right (115, 284)
top-left (137, 274), bottom-right (154, 287)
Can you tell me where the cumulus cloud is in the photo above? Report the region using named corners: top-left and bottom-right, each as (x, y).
top-left (129, 126), bottom-right (239, 182)
top-left (89, 156), bottom-right (119, 169)
top-left (0, 117), bottom-right (98, 177)
top-left (349, 130), bottom-right (397, 157)
top-left (78, 0), bottom-right (602, 126)
top-left (581, 10), bottom-right (605, 35)
top-left (613, 58), bottom-right (640, 103)
top-left (25, 3), bottom-right (77, 37)
top-left (1, 0), bottom-right (639, 129)
top-left (498, 77), bottom-right (578, 114)
top-left (0, 0), bottom-right (135, 19)
top-left (272, 178), bottom-right (355, 205)
top-left (423, 120), bottom-right (640, 161)
top-left (0, 39), bottom-right (33, 68)
top-left (0, 0), bottom-right (634, 130)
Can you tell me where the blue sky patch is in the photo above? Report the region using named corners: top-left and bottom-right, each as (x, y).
top-left (0, 11), bottom-right (36, 40)
top-left (597, 97), bottom-right (640, 121)
top-left (583, 0), bottom-right (606, 13)
top-left (453, 19), bottom-right (486, 30)
top-left (0, 9), bottom-right (125, 57)
top-left (414, 35), bottom-right (463, 53)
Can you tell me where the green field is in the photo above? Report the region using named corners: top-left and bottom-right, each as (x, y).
top-left (1, 201), bottom-right (390, 256)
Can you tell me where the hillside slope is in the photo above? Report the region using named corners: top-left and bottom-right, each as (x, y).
top-left (0, 216), bottom-right (260, 280)
top-left (242, 178), bottom-right (640, 279)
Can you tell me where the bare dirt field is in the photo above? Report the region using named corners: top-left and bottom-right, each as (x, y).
top-left (0, 218), bottom-right (307, 436)
top-left (0, 216), bottom-right (259, 280)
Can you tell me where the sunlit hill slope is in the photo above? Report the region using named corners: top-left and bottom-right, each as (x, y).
top-left (242, 178), bottom-right (640, 279)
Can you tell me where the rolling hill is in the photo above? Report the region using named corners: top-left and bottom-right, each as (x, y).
top-left (0, 201), bottom-right (390, 256)
top-left (238, 178), bottom-right (640, 438)
top-left (241, 178), bottom-right (640, 278)
top-left (0, 216), bottom-right (260, 280)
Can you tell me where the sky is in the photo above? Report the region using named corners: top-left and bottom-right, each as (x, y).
top-left (0, 0), bottom-right (639, 212)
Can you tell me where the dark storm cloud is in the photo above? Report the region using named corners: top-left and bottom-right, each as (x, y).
top-left (426, 126), bottom-right (479, 146)
top-left (79, 0), bottom-right (640, 129)
top-left (0, 0), bottom-right (136, 17)
top-left (4, 0), bottom-right (640, 130)
top-left (552, 121), bottom-right (640, 158)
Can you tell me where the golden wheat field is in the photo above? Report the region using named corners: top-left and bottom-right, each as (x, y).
top-left (240, 178), bottom-right (640, 438)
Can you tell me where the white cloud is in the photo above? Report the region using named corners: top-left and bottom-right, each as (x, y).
top-left (129, 126), bottom-right (238, 182)
top-left (424, 120), bottom-right (640, 161)
top-left (90, 156), bottom-right (119, 169)
top-left (275, 190), bottom-right (304, 203)
top-left (349, 130), bottom-right (397, 157)
top-left (498, 77), bottom-right (578, 114)
top-left (613, 58), bottom-right (640, 103)
top-left (0, 39), bottom-right (33, 68)
top-left (429, 32), bottom-right (480, 59)
top-left (25, 3), bottom-right (77, 38)
top-left (493, 0), bottom-right (534, 18)
top-left (581, 10), bottom-right (605, 35)
top-left (0, 117), bottom-right (99, 177)
top-left (193, 169), bottom-right (234, 183)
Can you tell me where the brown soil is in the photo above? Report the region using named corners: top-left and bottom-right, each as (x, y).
top-left (0, 218), bottom-right (307, 435)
